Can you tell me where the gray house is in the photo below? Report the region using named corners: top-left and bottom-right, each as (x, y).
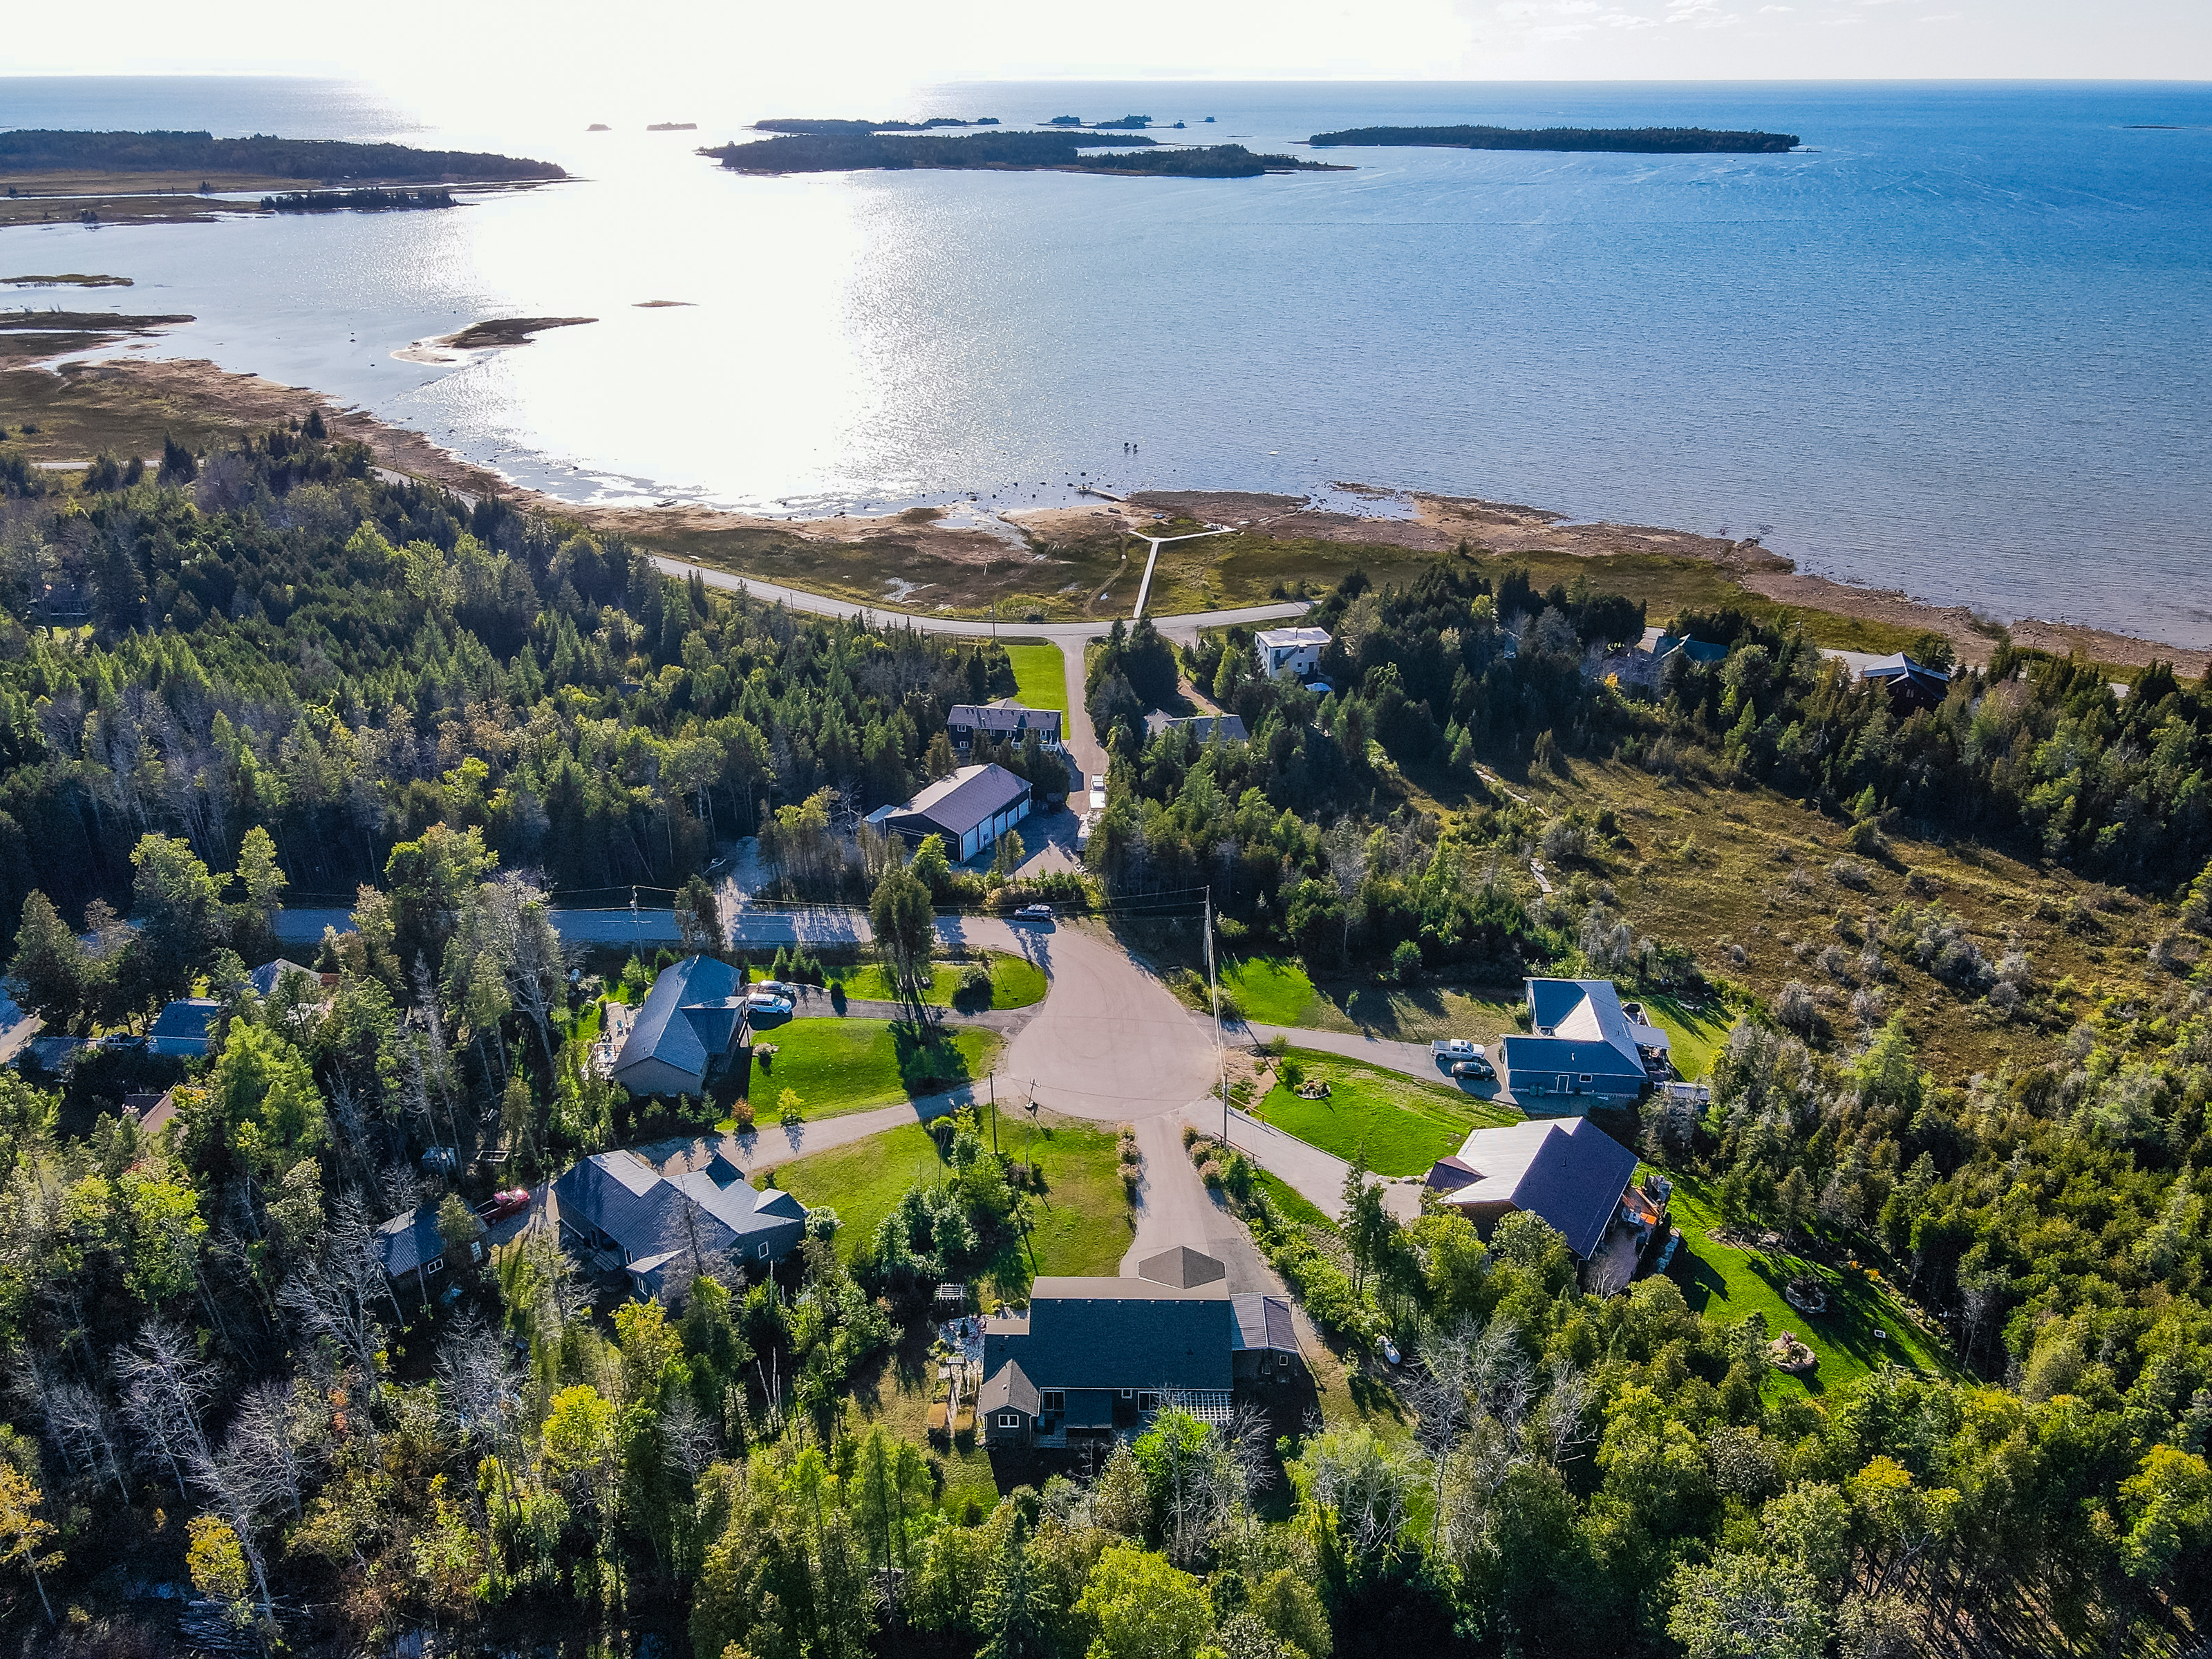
top-left (1423, 1117), bottom-right (1638, 1261)
top-left (1490, 977), bottom-right (1667, 1107)
top-left (1143, 713), bottom-right (1250, 745)
top-left (609, 955), bottom-right (750, 1098)
top-left (979, 1251), bottom-right (1300, 1447)
top-left (872, 764), bottom-right (1032, 862)
top-left (147, 998), bottom-right (221, 1058)
top-left (947, 700), bottom-right (1064, 752)
top-left (552, 1147), bottom-right (805, 1295)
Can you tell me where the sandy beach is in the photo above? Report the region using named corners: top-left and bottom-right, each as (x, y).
top-left (4, 353), bottom-right (2204, 679)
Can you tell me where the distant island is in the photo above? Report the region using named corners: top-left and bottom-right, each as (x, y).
top-left (646, 122), bottom-right (697, 132)
top-left (439, 316), bottom-right (596, 349)
top-left (1306, 124), bottom-right (1801, 154)
top-left (0, 129), bottom-right (567, 181)
top-left (703, 130), bottom-right (1339, 178)
top-left (261, 187), bottom-right (455, 214)
top-left (755, 118), bottom-right (1001, 135)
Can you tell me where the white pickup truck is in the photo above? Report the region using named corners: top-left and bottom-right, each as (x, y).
top-left (1430, 1038), bottom-right (1483, 1060)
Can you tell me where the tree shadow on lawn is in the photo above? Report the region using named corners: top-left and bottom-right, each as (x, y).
top-left (893, 1018), bottom-right (979, 1094)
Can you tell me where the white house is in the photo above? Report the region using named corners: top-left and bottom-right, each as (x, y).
top-left (1254, 626), bottom-right (1329, 681)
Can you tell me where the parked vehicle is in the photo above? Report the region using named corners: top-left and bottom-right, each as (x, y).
top-left (1431, 1038), bottom-right (1483, 1060)
top-left (1016, 903), bottom-right (1053, 922)
top-left (744, 994), bottom-right (794, 1015)
top-left (1450, 1057), bottom-right (1497, 1081)
top-left (482, 1188), bottom-right (531, 1222)
top-left (751, 980), bottom-right (799, 1000)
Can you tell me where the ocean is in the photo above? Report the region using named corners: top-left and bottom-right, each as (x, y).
top-left (1, 77), bottom-right (2208, 644)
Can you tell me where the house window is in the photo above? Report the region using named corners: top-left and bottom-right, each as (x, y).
top-left (1040, 1390), bottom-right (1065, 1414)
top-left (757, 1243), bottom-right (771, 1259)
top-left (1119, 1388), bottom-right (1134, 1399)
top-left (997, 1413), bottom-right (1020, 1430)
top-left (424, 1257), bottom-right (445, 1277)
top-left (1579, 1074), bottom-right (1593, 1083)
top-left (1137, 1391), bottom-right (1160, 1411)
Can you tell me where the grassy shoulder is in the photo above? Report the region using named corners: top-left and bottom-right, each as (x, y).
top-left (823, 950), bottom-right (1047, 1009)
top-left (1663, 1174), bottom-right (1953, 1397)
top-left (749, 1018), bottom-right (1003, 1118)
top-left (1255, 1049), bottom-right (1518, 1177)
top-left (1001, 641), bottom-right (1068, 715)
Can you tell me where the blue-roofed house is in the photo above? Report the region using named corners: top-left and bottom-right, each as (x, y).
top-left (1492, 977), bottom-right (1668, 1108)
top-left (1422, 1116), bottom-right (1640, 1262)
top-left (552, 1147), bottom-right (805, 1295)
top-left (608, 955), bottom-right (750, 1098)
top-left (147, 998), bottom-right (221, 1058)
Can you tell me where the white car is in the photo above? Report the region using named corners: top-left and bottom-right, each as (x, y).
top-left (1016, 904), bottom-right (1054, 922)
top-left (744, 993), bottom-right (793, 1015)
top-left (1430, 1038), bottom-right (1483, 1060)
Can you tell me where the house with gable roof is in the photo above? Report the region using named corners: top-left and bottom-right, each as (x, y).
top-left (552, 1147), bottom-right (805, 1295)
top-left (608, 955), bottom-right (751, 1098)
top-left (869, 763), bottom-right (1033, 863)
top-left (1423, 1117), bottom-right (1641, 1259)
top-left (1491, 977), bottom-right (1669, 1107)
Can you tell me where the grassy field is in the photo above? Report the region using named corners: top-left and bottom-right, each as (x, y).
top-left (1257, 1049), bottom-right (1519, 1177)
top-left (1637, 993), bottom-right (1732, 1081)
top-left (1222, 956), bottom-right (1327, 1025)
top-left (1664, 1175), bottom-right (1953, 1397)
top-left (769, 1122), bottom-right (946, 1250)
top-left (748, 1019), bottom-right (1003, 1118)
top-left (771, 1109), bottom-right (1132, 1300)
top-left (823, 951), bottom-right (1047, 1010)
top-left (1001, 641), bottom-right (1068, 714)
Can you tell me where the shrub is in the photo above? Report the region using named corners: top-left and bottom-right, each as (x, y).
top-left (1389, 939), bottom-right (1423, 983)
top-left (1540, 818), bottom-right (1591, 863)
top-left (734, 1101), bottom-right (755, 1130)
top-left (1775, 982), bottom-right (1819, 1037)
top-left (1181, 1123), bottom-right (1200, 1148)
top-left (1830, 859), bottom-right (1871, 890)
top-left (1198, 1159), bottom-right (1224, 1188)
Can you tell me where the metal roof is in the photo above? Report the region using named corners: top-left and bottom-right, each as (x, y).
top-left (883, 764), bottom-right (1031, 841)
top-left (612, 955), bottom-right (742, 1083)
top-left (1256, 626), bottom-right (1329, 649)
top-left (147, 999), bottom-right (220, 1056)
top-left (1430, 1118), bottom-right (1637, 1259)
top-left (1229, 1293), bottom-right (1297, 1353)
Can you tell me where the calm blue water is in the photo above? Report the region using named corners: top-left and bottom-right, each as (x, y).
top-left (1, 77), bottom-right (2207, 644)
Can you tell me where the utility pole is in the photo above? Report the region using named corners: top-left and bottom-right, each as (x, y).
top-left (988, 1073), bottom-right (999, 1154)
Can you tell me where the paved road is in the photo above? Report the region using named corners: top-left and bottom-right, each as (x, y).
top-left (1200, 1104), bottom-right (1425, 1224)
top-left (643, 1099), bottom-right (956, 1181)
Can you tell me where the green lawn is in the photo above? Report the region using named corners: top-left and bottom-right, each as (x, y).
top-left (1639, 994), bottom-right (1732, 1082)
top-left (770, 1123), bottom-right (946, 1250)
top-left (1002, 641), bottom-right (1068, 715)
top-left (749, 1019), bottom-right (1004, 1118)
top-left (770, 1110), bottom-right (1132, 1302)
top-left (1664, 1175), bottom-right (1954, 1396)
top-left (1223, 956), bottom-right (1327, 1025)
top-left (1255, 1169), bottom-right (1331, 1230)
top-left (823, 951), bottom-right (1047, 1010)
top-left (1257, 1049), bottom-right (1519, 1177)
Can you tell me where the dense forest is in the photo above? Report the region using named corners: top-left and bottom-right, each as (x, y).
top-left (703, 133), bottom-right (1327, 178)
top-left (0, 420), bottom-right (2210, 1656)
top-left (0, 130), bottom-right (565, 182)
top-left (1305, 125), bottom-right (1802, 153)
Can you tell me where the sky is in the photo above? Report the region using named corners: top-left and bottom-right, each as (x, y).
top-left (2, 0), bottom-right (2205, 120)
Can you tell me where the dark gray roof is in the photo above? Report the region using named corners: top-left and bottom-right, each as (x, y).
top-left (1138, 1246), bottom-right (1226, 1288)
top-left (613, 955), bottom-right (742, 1081)
top-left (884, 764), bottom-right (1031, 841)
top-left (147, 999), bottom-right (220, 1056)
top-left (1428, 1118), bottom-right (1636, 1259)
top-left (377, 1206), bottom-right (446, 1277)
top-left (982, 1277), bottom-right (1232, 1393)
top-left (247, 958), bottom-right (317, 998)
top-left (979, 1359), bottom-right (1040, 1416)
top-left (553, 1150), bottom-right (800, 1264)
top-left (948, 702), bottom-right (1062, 738)
top-left (1230, 1293), bottom-right (1297, 1353)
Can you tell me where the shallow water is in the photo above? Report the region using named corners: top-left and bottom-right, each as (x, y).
top-left (2, 77), bottom-right (2207, 643)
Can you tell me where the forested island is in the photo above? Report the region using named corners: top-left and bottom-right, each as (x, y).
top-left (1308, 124), bottom-right (1802, 153)
top-left (260, 187), bottom-right (456, 214)
top-left (754, 117), bottom-right (1002, 134)
top-left (705, 130), bottom-right (1337, 177)
top-left (0, 129), bottom-right (566, 182)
